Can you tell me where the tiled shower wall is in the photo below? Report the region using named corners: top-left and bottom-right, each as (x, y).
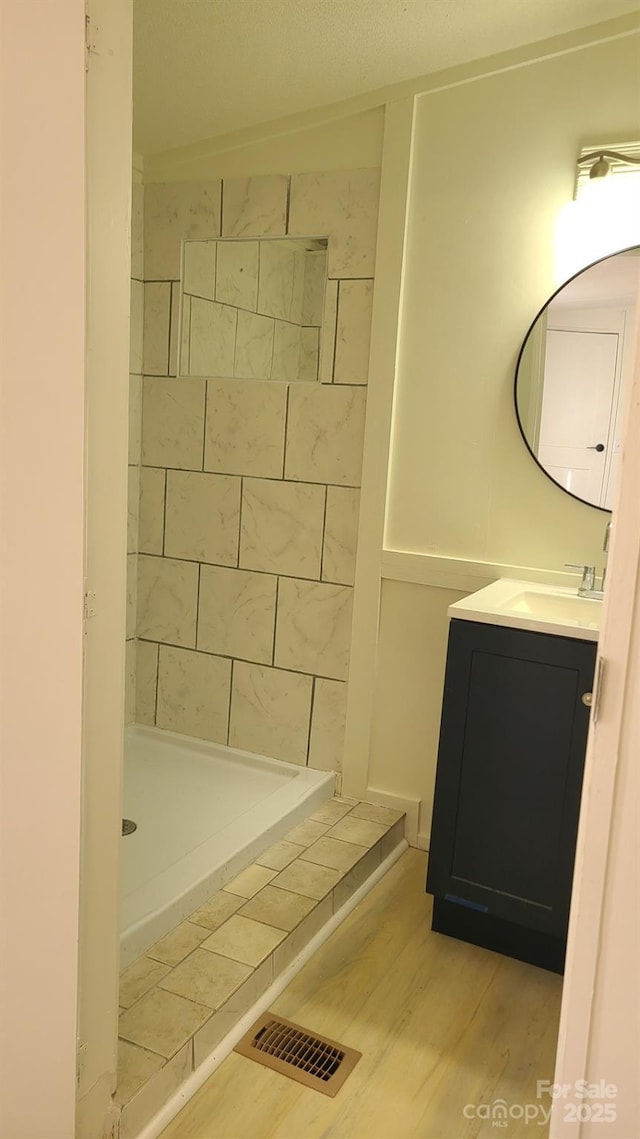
top-left (182, 238), bottom-right (326, 381)
top-left (132, 171), bottom-right (379, 774)
top-left (125, 181), bottom-right (145, 724)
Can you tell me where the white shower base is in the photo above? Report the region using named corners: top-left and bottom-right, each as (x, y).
top-left (120, 726), bottom-right (334, 968)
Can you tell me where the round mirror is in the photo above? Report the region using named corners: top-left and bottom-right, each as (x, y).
top-left (515, 246), bottom-right (640, 511)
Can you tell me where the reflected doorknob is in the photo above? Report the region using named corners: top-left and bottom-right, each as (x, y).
top-left (587, 443), bottom-right (605, 452)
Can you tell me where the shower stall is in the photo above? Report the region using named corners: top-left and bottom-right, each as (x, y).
top-left (120, 169), bottom-right (377, 964)
top-left (120, 726), bottom-right (332, 967)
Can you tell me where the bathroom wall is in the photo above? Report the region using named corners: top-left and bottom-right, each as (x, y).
top-left (126, 177), bottom-right (144, 723)
top-left (144, 106), bottom-right (384, 182)
top-left (367, 30), bottom-right (640, 843)
top-left (135, 171), bottom-right (378, 773)
top-left (181, 238), bottom-right (326, 381)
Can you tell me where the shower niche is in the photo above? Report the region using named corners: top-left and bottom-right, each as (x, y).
top-left (179, 235), bottom-right (329, 382)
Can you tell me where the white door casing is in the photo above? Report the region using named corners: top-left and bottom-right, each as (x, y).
top-left (539, 329), bottom-right (618, 506)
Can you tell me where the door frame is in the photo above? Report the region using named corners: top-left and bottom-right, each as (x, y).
top-left (550, 296), bottom-right (640, 1135)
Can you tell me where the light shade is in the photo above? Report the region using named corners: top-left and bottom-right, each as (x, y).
top-left (556, 159), bottom-right (640, 283)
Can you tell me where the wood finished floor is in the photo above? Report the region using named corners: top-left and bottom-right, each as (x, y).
top-left (159, 849), bottom-right (562, 1139)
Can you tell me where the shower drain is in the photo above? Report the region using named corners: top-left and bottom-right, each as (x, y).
top-left (122, 818), bottom-right (137, 836)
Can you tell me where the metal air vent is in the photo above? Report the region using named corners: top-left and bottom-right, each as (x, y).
top-left (234, 1012), bottom-right (361, 1097)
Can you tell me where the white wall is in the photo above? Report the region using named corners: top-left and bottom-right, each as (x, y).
top-left (0, 3), bottom-right (85, 1136)
top-left (366, 29), bottom-right (640, 837)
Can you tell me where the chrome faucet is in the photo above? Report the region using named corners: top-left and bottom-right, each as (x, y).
top-left (565, 564), bottom-right (602, 597)
top-left (565, 523), bottom-right (611, 598)
top-left (602, 520), bottom-right (612, 591)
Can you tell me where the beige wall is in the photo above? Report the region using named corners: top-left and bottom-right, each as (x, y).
top-left (0, 3), bottom-right (85, 1136)
top-left (366, 30), bottom-right (640, 839)
top-left (144, 107), bottom-right (384, 183)
top-left (368, 582), bottom-right (465, 842)
top-left (387, 33), bottom-right (640, 564)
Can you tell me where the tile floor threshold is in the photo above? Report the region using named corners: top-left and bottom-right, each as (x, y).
top-left (115, 796), bottom-right (405, 1139)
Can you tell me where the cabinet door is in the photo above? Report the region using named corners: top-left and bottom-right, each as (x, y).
top-left (426, 620), bottom-right (596, 937)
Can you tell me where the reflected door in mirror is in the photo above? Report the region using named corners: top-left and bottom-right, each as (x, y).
top-left (514, 246), bottom-right (640, 511)
top-left (539, 328), bottom-right (618, 508)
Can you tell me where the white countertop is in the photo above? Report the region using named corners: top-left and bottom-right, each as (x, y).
top-left (448, 578), bottom-right (601, 642)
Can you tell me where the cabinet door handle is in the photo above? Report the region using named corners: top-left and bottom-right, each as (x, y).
top-left (582, 691), bottom-right (593, 707)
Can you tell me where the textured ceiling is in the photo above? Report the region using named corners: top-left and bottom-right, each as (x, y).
top-left (133, 0), bottom-right (640, 155)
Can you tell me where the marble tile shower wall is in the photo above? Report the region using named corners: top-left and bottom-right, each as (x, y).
top-left (135, 172), bottom-right (379, 774)
top-left (126, 181), bottom-right (145, 724)
top-left (182, 239), bottom-right (326, 382)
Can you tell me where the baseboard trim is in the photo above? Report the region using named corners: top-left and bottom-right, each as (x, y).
top-left (134, 838), bottom-right (409, 1139)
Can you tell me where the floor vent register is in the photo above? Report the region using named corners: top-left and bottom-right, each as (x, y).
top-left (234, 1012), bottom-right (361, 1097)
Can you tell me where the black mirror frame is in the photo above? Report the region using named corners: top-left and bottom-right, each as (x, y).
top-left (514, 243), bottom-right (639, 514)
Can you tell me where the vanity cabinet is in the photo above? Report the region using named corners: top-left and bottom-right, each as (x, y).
top-left (426, 618), bottom-right (596, 973)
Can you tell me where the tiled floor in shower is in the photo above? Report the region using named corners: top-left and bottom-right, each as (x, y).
top-left (115, 796), bottom-right (405, 1139)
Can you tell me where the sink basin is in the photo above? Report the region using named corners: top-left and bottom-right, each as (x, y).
top-left (449, 578), bottom-right (602, 641)
top-left (501, 590), bottom-right (601, 625)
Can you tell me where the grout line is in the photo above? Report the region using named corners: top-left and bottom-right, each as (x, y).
top-left (200, 382), bottom-right (207, 471)
top-left (161, 468), bottom-right (168, 556)
top-left (210, 239), bottom-right (219, 310)
top-left (331, 280), bottom-right (341, 383)
top-left (305, 676), bottom-right (317, 767)
top-left (169, 284), bottom-right (178, 377)
top-left (136, 549), bottom-right (353, 588)
top-left (256, 241), bottom-right (263, 322)
top-left (281, 384), bottom-right (291, 479)
top-left (161, 284), bottom-right (171, 376)
top-left (184, 295), bottom-right (192, 377)
top-left (319, 484), bottom-right (329, 583)
top-left (237, 477), bottom-right (244, 569)
top-left (195, 563), bottom-right (202, 651)
top-left (179, 305), bottom-right (316, 336)
top-left (285, 176), bottom-right (291, 233)
top-left (268, 314), bottom-right (276, 380)
top-left (231, 303), bottom-right (240, 379)
top-left (135, 635), bottom-right (347, 686)
top-left (141, 373), bottom-right (362, 391)
top-left (226, 657), bottom-right (234, 746)
top-left (219, 179), bottom-right (224, 236)
top-left (141, 460), bottom-right (362, 491)
top-left (272, 576), bottom-right (280, 667)
top-left (153, 643), bottom-right (161, 726)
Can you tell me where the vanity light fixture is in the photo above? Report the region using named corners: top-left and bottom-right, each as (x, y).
top-left (577, 149), bottom-right (640, 180)
top-left (557, 142), bottom-right (640, 281)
